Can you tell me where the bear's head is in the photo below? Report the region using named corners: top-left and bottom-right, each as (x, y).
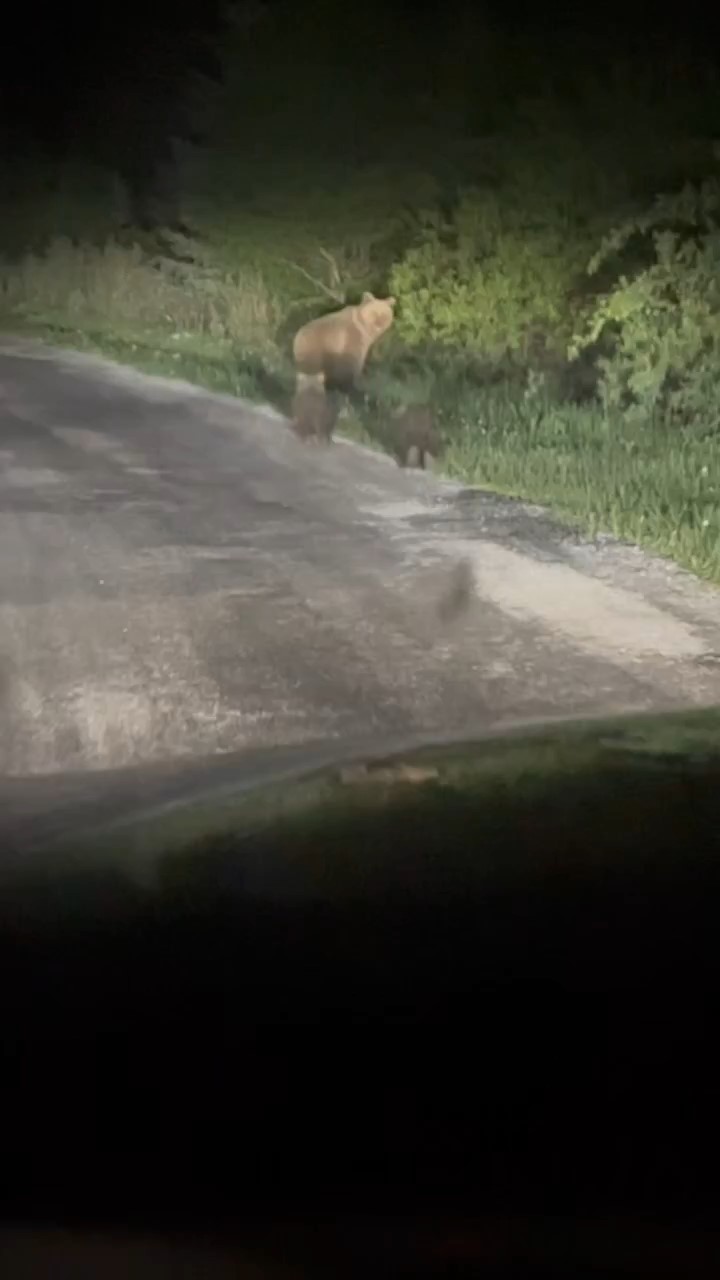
top-left (358, 291), bottom-right (396, 336)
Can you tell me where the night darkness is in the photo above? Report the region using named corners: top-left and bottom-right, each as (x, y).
top-left (3, 4), bottom-right (720, 216)
top-left (4, 4), bottom-right (720, 155)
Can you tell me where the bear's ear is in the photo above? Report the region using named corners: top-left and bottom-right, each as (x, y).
top-left (361, 291), bottom-right (375, 303)
top-left (387, 296), bottom-right (397, 308)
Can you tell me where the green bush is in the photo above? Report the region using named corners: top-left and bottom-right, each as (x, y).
top-left (389, 187), bottom-right (590, 361)
top-left (571, 179), bottom-right (720, 428)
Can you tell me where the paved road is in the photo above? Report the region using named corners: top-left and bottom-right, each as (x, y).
top-left (2, 336), bottom-right (720, 781)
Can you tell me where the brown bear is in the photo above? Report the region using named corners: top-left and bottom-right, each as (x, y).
top-left (292, 291), bottom-right (396, 393)
top-left (290, 384), bottom-right (341, 444)
top-left (388, 404), bottom-right (443, 470)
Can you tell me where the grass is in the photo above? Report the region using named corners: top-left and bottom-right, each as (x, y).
top-left (2, 216), bottom-right (720, 586)
top-left (436, 383), bottom-right (720, 580)
top-left (0, 235), bottom-right (285, 355)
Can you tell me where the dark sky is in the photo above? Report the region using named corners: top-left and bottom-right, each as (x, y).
top-left (2, 3), bottom-right (222, 153)
top-left (2, 1), bottom-right (718, 156)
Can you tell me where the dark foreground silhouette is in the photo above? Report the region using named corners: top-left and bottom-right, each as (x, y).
top-left (1, 719), bottom-right (720, 1274)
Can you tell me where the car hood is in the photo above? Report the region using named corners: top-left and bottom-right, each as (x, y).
top-left (2, 704), bottom-right (719, 908)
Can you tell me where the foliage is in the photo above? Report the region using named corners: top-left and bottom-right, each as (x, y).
top-left (0, 160), bottom-right (119, 258)
top-left (389, 183), bottom-right (594, 361)
top-left (0, 236), bottom-right (283, 354)
top-left (571, 180), bottom-right (720, 427)
top-left (437, 380), bottom-right (720, 582)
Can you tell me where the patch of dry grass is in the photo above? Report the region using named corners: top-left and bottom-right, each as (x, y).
top-left (0, 236), bottom-right (284, 355)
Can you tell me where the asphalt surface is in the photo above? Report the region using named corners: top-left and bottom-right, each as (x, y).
top-left (2, 335), bottom-right (720, 785)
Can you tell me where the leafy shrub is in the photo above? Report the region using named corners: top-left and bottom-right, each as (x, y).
top-left (389, 187), bottom-right (590, 361)
top-left (570, 180), bottom-right (720, 428)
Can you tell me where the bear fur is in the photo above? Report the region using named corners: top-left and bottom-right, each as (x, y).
top-left (292, 292), bottom-right (396, 393)
top-left (388, 405), bottom-right (442, 470)
top-left (290, 384), bottom-right (340, 444)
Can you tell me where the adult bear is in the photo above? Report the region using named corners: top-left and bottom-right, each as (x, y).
top-left (292, 292), bottom-right (396, 394)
